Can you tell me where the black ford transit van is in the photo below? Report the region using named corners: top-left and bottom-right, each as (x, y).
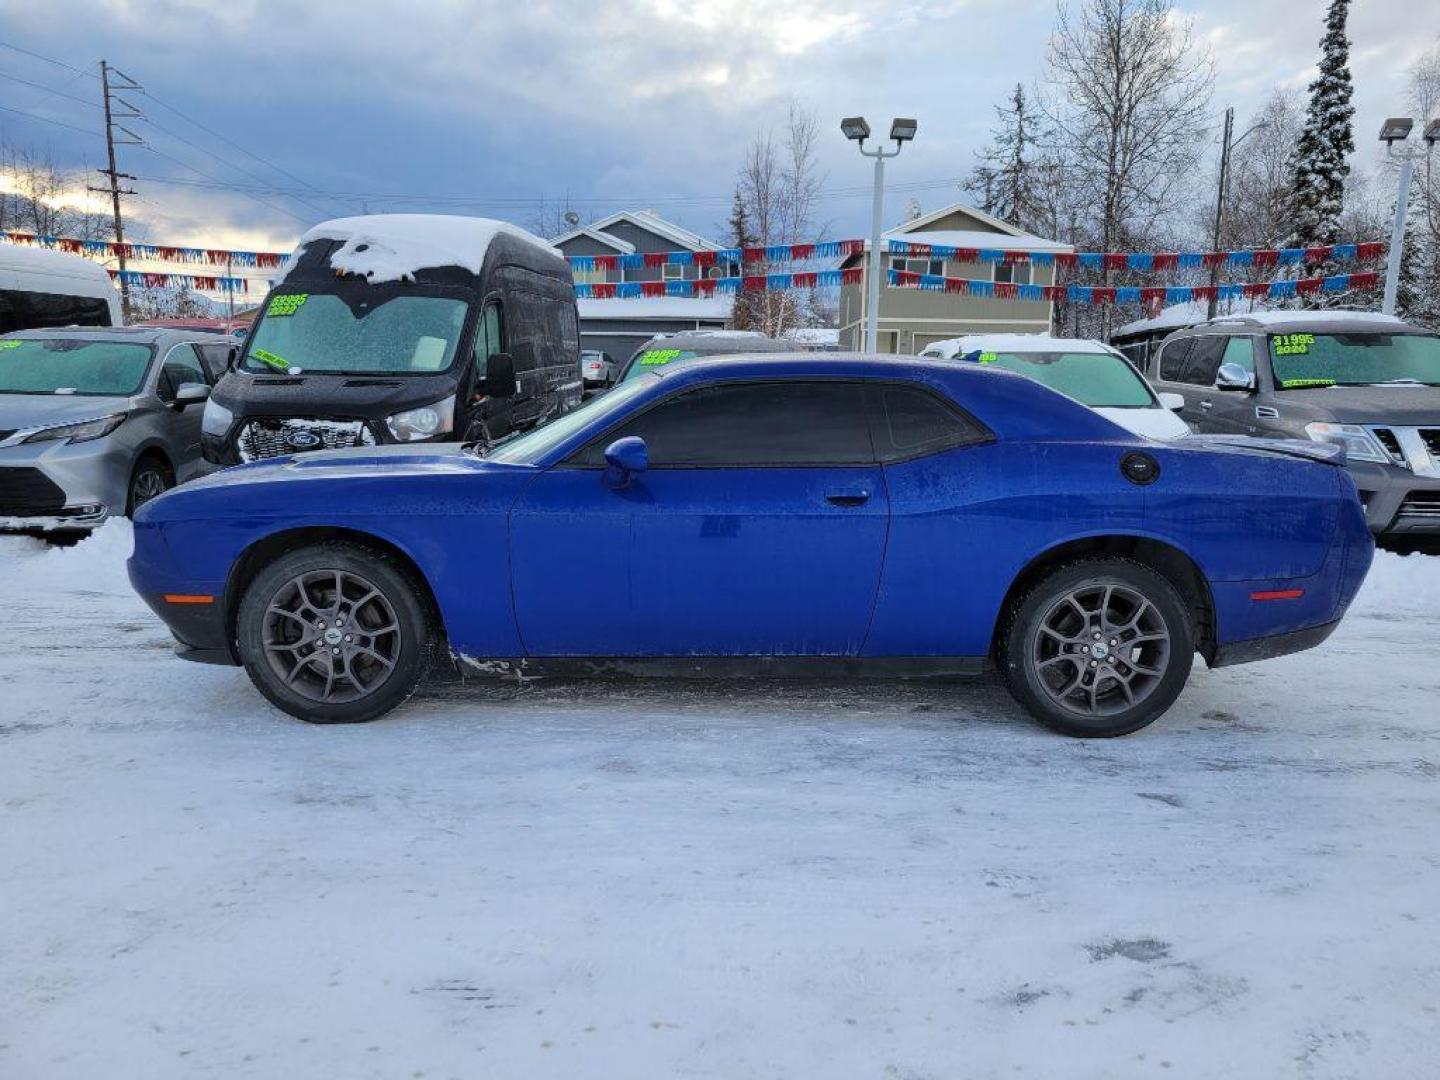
top-left (201, 215), bottom-right (582, 464)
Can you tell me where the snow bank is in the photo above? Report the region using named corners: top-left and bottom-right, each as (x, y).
top-left (1349, 548), bottom-right (1440, 619)
top-left (0, 519), bottom-right (134, 593)
top-left (296, 214), bottom-right (560, 284)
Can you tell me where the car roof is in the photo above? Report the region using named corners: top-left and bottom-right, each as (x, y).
top-left (636, 332), bottom-right (793, 354)
top-left (644, 351), bottom-right (1030, 384)
top-left (1183, 309), bottom-right (1424, 336)
top-left (1, 325), bottom-right (221, 347)
top-left (924, 333), bottom-right (1121, 358)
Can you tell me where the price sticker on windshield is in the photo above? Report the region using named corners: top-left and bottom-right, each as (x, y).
top-left (267, 293), bottom-right (308, 318)
top-left (0, 341), bottom-right (22, 350)
top-left (251, 347), bottom-right (292, 372)
top-left (1274, 333), bottom-right (1315, 356)
top-left (639, 348), bottom-right (683, 366)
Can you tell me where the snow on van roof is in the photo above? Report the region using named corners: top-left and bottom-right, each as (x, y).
top-left (0, 242), bottom-right (116, 283)
top-left (1207, 308), bottom-right (1409, 328)
top-left (920, 333), bottom-right (1117, 359)
top-left (296, 215), bottom-right (560, 284)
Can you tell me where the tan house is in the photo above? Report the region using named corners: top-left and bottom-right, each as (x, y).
top-left (838, 202), bottom-right (1073, 354)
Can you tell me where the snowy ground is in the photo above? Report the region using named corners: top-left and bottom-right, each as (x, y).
top-left (2, 524), bottom-right (1438, 1080)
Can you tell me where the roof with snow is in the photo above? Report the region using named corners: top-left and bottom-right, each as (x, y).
top-left (545, 225), bottom-right (637, 255)
top-left (560, 209), bottom-right (720, 253)
top-left (920, 333), bottom-right (1118, 359)
top-left (1111, 301), bottom-right (1214, 339)
top-left (842, 200), bottom-right (1071, 264)
top-left (1205, 308), bottom-right (1412, 329)
top-left (576, 295), bottom-right (732, 321)
top-left (295, 214), bottom-right (560, 284)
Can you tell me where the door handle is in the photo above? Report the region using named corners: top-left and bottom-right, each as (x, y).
top-left (825, 487), bottom-right (871, 507)
top-left (1199, 400), bottom-right (1213, 410)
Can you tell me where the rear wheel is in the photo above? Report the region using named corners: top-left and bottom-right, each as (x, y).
top-left (236, 543), bottom-right (437, 723)
top-left (999, 558), bottom-right (1194, 737)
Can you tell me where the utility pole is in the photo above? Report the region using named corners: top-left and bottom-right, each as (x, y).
top-left (89, 61), bottom-right (143, 322)
top-left (1207, 107), bottom-right (1234, 321)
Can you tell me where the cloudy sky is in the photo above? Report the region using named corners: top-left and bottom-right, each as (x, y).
top-left (0, 0), bottom-right (1436, 258)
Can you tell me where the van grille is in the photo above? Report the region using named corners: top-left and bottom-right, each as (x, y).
top-left (237, 418), bottom-right (377, 462)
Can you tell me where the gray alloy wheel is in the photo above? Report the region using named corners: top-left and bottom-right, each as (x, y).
top-left (126, 458), bottom-right (172, 515)
top-left (237, 542), bottom-right (437, 723)
top-left (260, 569), bottom-right (402, 705)
top-left (999, 558), bottom-right (1195, 738)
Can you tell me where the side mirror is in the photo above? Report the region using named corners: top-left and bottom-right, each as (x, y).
top-left (174, 382), bottom-right (211, 409)
top-left (1215, 363), bottom-right (1254, 392)
top-left (485, 352), bottom-right (517, 398)
top-left (602, 435), bottom-right (648, 489)
top-left (1158, 392), bottom-right (1185, 412)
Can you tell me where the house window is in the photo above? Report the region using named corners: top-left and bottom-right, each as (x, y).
top-left (888, 257), bottom-right (944, 277)
top-left (661, 263), bottom-right (684, 281)
top-left (993, 262), bottom-right (1033, 286)
top-left (572, 265), bottom-right (607, 285)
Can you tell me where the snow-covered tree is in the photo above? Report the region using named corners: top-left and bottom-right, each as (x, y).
top-left (1288, 0), bottom-right (1355, 246)
top-left (724, 186), bottom-right (759, 332)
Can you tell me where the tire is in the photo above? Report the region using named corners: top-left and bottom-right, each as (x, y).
top-left (126, 455), bottom-right (173, 516)
top-left (998, 557), bottom-right (1195, 738)
top-left (236, 542), bottom-right (438, 723)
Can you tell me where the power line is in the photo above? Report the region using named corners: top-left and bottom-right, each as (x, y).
top-left (0, 100), bottom-right (99, 137)
top-left (0, 40), bottom-right (98, 79)
top-left (0, 68), bottom-right (95, 106)
top-left (140, 144), bottom-right (310, 225)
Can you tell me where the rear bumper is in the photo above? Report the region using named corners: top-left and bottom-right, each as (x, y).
top-left (1208, 618), bottom-right (1340, 667)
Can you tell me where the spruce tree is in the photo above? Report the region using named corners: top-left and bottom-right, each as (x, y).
top-left (1290, 0), bottom-right (1355, 245)
top-left (725, 186), bottom-right (758, 332)
top-left (965, 84), bottom-right (1041, 231)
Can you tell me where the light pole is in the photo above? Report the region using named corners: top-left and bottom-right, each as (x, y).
top-left (1379, 117), bottom-right (1439, 316)
top-left (841, 116), bottom-right (917, 352)
top-left (1207, 107), bottom-right (1268, 319)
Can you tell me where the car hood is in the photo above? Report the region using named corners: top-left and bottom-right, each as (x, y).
top-left (0, 393), bottom-right (134, 434)
top-left (174, 440), bottom-right (513, 491)
top-left (1093, 405), bottom-right (1191, 441)
top-left (1276, 384), bottom-right (1440, 425)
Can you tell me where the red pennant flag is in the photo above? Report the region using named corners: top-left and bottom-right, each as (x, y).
top-left (1090, 286), bottom-right (1116, 305)
top-left (742, 275), bottom-right (766, 291)
top-left (840, 267), bottom-right (864, 286)
top-left (1303, 245), bottom-right (1333, 263)
top-left (1242, 282), bottom-right (1269, 299)
top-left (640, 280), bottom-right (665, 297)
top-left (1349, 271), bottom-right (1380, 290)
top-left (694, 278), bottom-right (716, 297)
top-left (1140, 287), bottom-right (1166, 306)
top-left (643, 252), bottom-right (666, 268)
top-left (996, 282), bottom-right (1019, 300)
top-left (1153, 252), bottom-right (1180, 271)
top-left (1356, 241), bottom-right (1385, 261)
top-left (595, 255), bottom-right (617, 272)
top-left (1252, 249), bottom-right (1279, 267)
top-left (1053, 252), bottom-right (1078, 269)
top-left (1202, 251), bottom-right (1227, 268)
top-left (1103, 253), bottom-right (1127, 272)
top-left (945, 278), bottom-right (969, 295)
top-left (692, 251), bottom-right (717, 269)
top-left (790, 244), bottom-right (814, 261)
top-left (592, 283), bottom-right (616, 299)
top-left (792, 271), bottom-right (818, 289)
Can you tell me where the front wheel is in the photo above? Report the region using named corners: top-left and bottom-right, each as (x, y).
top-left (236, 543), bottom-right (437, 723)
top-left (999, 558), bottom-right (1195, 737)
top-left (126, 456), bottom-right (173, 515)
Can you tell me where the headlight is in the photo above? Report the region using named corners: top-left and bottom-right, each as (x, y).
top-left (385, 395), bottom-right (455, 442)
top-left (201, 398), bottom-right (234, 437)
top-left (1304, 422), bottom-right (1389, 463)
top-left (23, 413), bottom-right (126, 445)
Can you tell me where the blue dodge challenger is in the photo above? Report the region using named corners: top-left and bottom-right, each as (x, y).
top-left (129, 355), bottom-right (1373, 737)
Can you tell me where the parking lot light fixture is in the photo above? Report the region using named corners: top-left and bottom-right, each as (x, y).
top-left (843, 115), bottom-right (917, 352)
top-left (1425, 119), bottom-right (1440, 146)
top-left (1379, 117), bottom-right (1414, 145)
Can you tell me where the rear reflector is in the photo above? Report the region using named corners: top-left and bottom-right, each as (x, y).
top-left (164, 594), bottom-right (215, 605)
top-left (1250, 589), bottom-right (1304, 601)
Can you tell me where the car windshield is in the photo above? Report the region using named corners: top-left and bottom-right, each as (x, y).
top-left (621, 347), bottom-right (701, 382)
top-left (1269, 332), bottom-right (1440, 389)
top-left (486, 377), bottom-right (655, 464)
top-left (0, 337), bottom-right (153, 395)
top-left (960, 349), bottom-right (1155, 408)
top-left (243, 291), bottom-right (469, 375)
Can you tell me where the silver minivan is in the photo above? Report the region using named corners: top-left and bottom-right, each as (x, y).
top-left (0, 326), bottom-right (229, 534)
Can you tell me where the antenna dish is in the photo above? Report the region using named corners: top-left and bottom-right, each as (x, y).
top-left (563, 210), bottom-right (581, 227)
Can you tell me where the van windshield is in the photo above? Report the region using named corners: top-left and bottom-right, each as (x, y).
top-left (1269, 332), bottom-right (1440, 388)
top-left (0, 338), bottom-right (153, 395)
top-left (959, 349), bottom-right (1156, 408)
top-left (243, 291), bottom-right (469, 375)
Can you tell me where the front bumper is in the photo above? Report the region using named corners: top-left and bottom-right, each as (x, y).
top-left (1346, 461), bottom-right (1440, 534)
top-left (0, 437), bottom-right (130, 531)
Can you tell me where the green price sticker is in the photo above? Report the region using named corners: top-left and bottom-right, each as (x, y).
top-left (251, 348), bottom-right (291, 372)
top-left (639, 348), bottom-right (683, 367)
top-left (1273, 333), bottom-right (1315, 356)
top-left (0, 341), bottom-right (22, 350)
top-left (977, 351), bottom-right (998, 364)
top-left (1280, 377), bottom-right (1336, 389)
top-left (267, 293), bottom-right (308, 317)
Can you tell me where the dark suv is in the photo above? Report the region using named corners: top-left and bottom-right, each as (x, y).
top-left (1146, 310), bottom-right (1440, 536)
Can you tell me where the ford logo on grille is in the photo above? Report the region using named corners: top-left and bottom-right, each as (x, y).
top-left (285, 430), bottom-right (323, 451)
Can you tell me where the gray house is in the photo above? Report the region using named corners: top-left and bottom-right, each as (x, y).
top-left (551, 210), bottom-right (734, 361)
top-left (838, 202), bottom-right (1072, 354)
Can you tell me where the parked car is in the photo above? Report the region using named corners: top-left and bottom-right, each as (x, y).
top-left (201, 215), bottom-right (582, 465)
top-left (130, 354), bottom-right (1372, 738)
top-left (920, 334), bottom-right (1190, 440)
top-left (1, 243), bottom-right (121, 335)
top-left (615, 331), bottom-right (791, 383)
top-left (1147, 310), bottom-right (1440, 537)
top-left (580, 349), bottom-right (617, 390)
top-left (0, 326), bottom-right (226, 533)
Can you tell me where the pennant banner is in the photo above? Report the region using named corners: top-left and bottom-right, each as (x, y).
top-left (107, 269), bottom-right (250, 294)
top-left (567, 239), bottom-right (865, 272)
top-left (1, 231), bottom-right (286, 270)
top-left (887, 239), bottom-right (1387, 268)
top-left (887, 268), bottom-right (1382, 305)
top-left (574, 267), bottom-right (863, 299)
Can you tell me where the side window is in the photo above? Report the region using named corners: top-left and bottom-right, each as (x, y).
top-left (195, 343), bottom-right (231, 383)
top-left (866, 385), bottom-right (990, 462)
top-left (473, 302), bottom-right (503, 378)
top-left (571, 382), bottom-right (873, 468)
top-left (157, 344), bottom-right (207, 403)
top-left (1158, 339), bottom-right (1193, 382)
top-left (1221, 336), bottom-right (1256, 374)
top-left (1181, 336), bottom-right (1227, 386)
